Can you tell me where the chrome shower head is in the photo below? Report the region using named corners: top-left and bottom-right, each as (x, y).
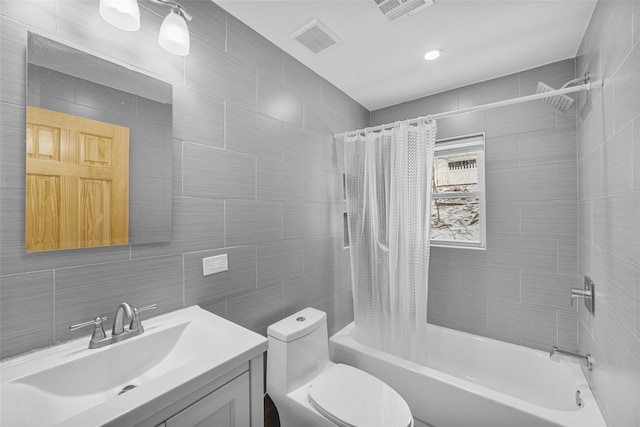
top-left (536, 75), bottom-right (589, 113)
top-left (536, 81), bottom-right (575, 112)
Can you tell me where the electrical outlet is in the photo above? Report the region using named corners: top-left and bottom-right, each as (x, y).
top-left (203, 254), bottom-right (228, 276)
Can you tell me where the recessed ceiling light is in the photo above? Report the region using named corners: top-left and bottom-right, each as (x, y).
top-left (424, 49), bottom-right (443, 61)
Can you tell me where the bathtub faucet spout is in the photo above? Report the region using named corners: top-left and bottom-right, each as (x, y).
top-left (550, 346), bottom-right (593, 370)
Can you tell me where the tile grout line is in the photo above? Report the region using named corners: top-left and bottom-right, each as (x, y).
top-left (223, 100), bottom-right (227, 150)
top-left (181, 141), bottom-right (184, 198)
top-left (52, 269), bottom-right (56, 344)
top-left (182, 254), bottom-right (186, 308)
top-left (223, 200), bottom-right (227, 249)
top-left (556, 310), bottom-right (560, 347)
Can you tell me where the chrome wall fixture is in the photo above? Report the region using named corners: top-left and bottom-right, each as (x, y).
top-left (99, 0), bottom-right (192, 56)
top-left (571, 276), bottom-right (595, 315)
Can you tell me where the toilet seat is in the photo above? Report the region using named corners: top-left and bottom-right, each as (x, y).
top-left (307, 364), bottom-right (413, 427)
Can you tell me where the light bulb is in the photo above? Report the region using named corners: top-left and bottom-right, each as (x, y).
top-left (158, 10), bottom-right (190, 56)
top-left (424, 49), bottom-right (443, 61)
top-left (99, 0), bottom-right (140, 31)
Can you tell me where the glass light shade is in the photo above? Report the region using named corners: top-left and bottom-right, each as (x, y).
top-left (158, 11), bottom-right (190, 56)
top-left (99, 0), bottom-right (140, 31)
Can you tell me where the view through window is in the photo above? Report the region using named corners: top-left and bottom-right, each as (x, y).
top-left (431, 134), bottom-right (486, 249)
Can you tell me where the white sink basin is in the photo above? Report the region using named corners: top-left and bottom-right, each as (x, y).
top-left (0, 306), bottom-right (267, 427)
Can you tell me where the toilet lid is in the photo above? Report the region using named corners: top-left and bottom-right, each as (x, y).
top-left (307, 364), bottom-right (413, 427)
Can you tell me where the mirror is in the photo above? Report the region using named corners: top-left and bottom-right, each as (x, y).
top-left (26, 32), bottom-right (172, 251)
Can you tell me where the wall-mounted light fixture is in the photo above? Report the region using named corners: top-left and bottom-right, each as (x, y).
top-left (158, 4), bottom-right (192, 56)
top-left (99, 0), bottom-right (192, 56)
top-left (99, 0), bottom-right (141, 31)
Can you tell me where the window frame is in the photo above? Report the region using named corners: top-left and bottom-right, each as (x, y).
top-left (430, 133), bottom-right (486, 250)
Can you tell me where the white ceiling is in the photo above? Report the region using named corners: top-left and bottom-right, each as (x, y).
top-left (215, 0), bottom-right (596, 111)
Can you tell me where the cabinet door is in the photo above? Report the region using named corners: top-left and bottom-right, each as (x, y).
top-left (166, 372), bottom-right (250, 427)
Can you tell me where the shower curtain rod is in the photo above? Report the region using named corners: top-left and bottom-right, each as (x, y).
top-left (336, 79), bottom-right (603, 139)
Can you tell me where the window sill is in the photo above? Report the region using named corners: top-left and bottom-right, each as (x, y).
top-left (430, 242), bottom-right (486, 250)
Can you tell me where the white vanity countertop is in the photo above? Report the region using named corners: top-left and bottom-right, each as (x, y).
top-left (0, 305), bottom-right (268, 427)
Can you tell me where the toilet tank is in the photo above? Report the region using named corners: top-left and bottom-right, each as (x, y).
top-left (267, 308), bottom-right (330, 395)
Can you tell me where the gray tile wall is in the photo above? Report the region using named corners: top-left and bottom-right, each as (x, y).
top-left (0, 0), bottom-right (366, 359)
top-left (575, 1), bottom-right (640, 425)
top-left (372, 58), bottom-right (580, 352)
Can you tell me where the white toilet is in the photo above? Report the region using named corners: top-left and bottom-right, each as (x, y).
top-left (267, 307), bottom-right (414, 427)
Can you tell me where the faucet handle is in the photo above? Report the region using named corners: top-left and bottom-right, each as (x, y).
top-left (136, 303), bottom-right (157, 313)
top-left (70, 316), bottom-right (107, 331)
top-left (70, 316), bottom-right (107, 346)
top-left (571, 287), bottom-right (592, 306)
top-left (130, 303), bottom-right (156, 331)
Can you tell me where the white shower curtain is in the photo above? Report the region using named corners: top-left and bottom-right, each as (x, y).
top-left (344, 119), bottom-right (436, 364)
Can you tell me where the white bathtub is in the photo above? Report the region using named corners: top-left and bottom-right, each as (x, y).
top-left (330, 322), bottom-right (607, 427)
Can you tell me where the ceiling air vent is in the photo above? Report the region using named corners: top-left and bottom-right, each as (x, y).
top-left (290, 18), bottom-right (342, 55)
top-left (374, 0), bottom-right (434, 22)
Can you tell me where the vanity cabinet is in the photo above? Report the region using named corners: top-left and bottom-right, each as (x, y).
top-left (145, 356), bottom-right (263, 427)
top-left (162, 372), bottom-right (250, 426)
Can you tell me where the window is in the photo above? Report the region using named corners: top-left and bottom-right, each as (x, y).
top-left (430, 134), bottom-right (486, 249)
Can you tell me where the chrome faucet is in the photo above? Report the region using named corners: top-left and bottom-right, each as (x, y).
top-left (113, 302), bottom-right (135, 336)
top-left (550, 346), bottom-right (593, 370)
top-left (69, 302), bottom-right (156, 349)
top-left (571, 276), bottom-right (595, 314)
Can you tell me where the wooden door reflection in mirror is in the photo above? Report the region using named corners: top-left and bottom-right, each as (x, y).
top-left (26, 107), bottom-right (129, 252)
